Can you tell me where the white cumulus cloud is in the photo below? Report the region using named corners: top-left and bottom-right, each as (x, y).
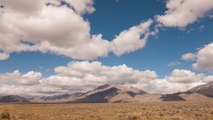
top-left (165, 69), bottom-right (204, 83)
top-left (167, 61), bottom-right (181, 67)
top-left (0, 0), bottom-right (156, 60)
top-left (112, 19), bottom-right (156, 56)
top-left (181, 52), bottom-right (196, 61)
top-left (193, 42), bottom-right (213, 71)
top-left (157, 0), bottom-right (213, 27)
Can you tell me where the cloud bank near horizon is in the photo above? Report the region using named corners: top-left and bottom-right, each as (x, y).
top-left (0, 60), bottom-right (212, 96)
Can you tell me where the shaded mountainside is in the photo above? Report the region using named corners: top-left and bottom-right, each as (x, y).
top-left (160, 93), bottom-right (185, 101)
top-left (41, 93), bottom-right (83, 100)
top-left (188, 81), bottom-right (213, 97)
top-left (72, 87), bottom-right (119, 103)
top-left (0, 95), bottom-right (29, 103)
top-left (41, 94), bottom-right (71, 100)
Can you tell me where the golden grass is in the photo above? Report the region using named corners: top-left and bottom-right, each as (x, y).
top-left (0, 101), bottom-right (213, 120)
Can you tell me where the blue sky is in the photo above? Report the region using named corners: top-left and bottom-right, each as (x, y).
top-left (0, 0), bottom-right (212, 77)
top-left (0, 0), bottom-right (213, 95)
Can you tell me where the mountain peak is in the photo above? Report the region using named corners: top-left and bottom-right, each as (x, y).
top-left (94, 84), bottom-right (146, 94)
top-left (95, 84), bottom-right (111, 90)
top-left (69, 84), bottom-right (148, 103)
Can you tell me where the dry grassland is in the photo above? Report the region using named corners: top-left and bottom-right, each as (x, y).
top-left (0, 101), bottom-right (213, 120)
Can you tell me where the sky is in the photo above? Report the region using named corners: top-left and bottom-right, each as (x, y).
top-left (0, 0), bottom-right (213, 96)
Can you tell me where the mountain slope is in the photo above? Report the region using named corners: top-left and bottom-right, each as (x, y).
top-left (179, 93), bottom-right (211, 101)
top-left (188, 81), bottom-right (213, 97)
top-left (0, 95), bottom-right (29, 103)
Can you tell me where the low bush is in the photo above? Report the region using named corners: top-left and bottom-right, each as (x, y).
top-left (1, 110), bottom-right (10, 120)
top-left (127, 113), bottom-right (141, 120)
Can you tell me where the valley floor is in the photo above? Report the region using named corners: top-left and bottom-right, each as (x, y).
top-left (0, 101), bottom-right (213, 120)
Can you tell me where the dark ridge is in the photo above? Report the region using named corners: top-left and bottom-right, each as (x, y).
top-left (160, 93), bottom-right (185, 101)
top-left (41, 94), bottom-right (71, 100)
top-left (113, 100), bottom-right (129, 103)
top-left (71, 88), bottom-right (119, 103)
top-left (41, 93), bottom-right (83, 100)
top-left (79, 84), bottom-right (111, 96)
top-left (0, 95), bottom-right (29, 103)
top-left (127, 91), bottom-right (137, 97)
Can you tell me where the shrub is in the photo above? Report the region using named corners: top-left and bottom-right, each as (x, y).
top-left (1, 110), bottom-right (10, 120)
top-left (127, 113), bottom-right (141, 120)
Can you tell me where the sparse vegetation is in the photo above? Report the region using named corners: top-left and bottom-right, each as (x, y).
top-left (0, 101), bottom-right (212, 120)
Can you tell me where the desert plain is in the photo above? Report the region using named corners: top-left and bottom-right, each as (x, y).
top-left (0, 101), bottom-right (213, 120)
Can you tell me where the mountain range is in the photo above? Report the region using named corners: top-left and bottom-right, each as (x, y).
top-left (0, 81), bottom-right (212, 103)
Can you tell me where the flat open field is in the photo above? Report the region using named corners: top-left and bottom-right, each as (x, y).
top-left (0, 101), bottom-right (213, 120)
